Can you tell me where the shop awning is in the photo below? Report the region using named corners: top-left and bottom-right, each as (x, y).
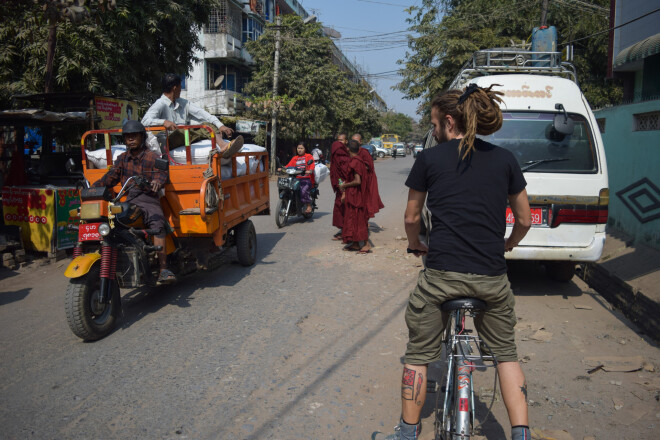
top-left (614, 32), bottom-right (660, 68)
top-left (0, 109), bottom-right (89, 126)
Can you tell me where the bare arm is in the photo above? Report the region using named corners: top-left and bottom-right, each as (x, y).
top-left (339, 173), bottom-right (361, 190)
top-left (505, 188), bottom-right (531, 252)
top-left (404, 189), bottom-right (429, 256)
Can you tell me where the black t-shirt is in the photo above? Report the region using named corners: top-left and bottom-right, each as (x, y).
top-left (405, 138), bottom-right (526, 276)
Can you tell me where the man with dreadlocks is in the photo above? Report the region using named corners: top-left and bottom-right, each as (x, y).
top-left (378, 84), bottom-right (532, 440)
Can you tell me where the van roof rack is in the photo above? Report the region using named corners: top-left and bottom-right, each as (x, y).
top-left (449, 48), bottom-right (578, 90)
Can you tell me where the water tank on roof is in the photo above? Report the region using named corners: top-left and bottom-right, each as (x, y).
top-left (531, 26), bottom-right (558, 67)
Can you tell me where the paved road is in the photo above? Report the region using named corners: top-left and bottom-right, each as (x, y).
top-left (1, 154), bottom-right (658, 440)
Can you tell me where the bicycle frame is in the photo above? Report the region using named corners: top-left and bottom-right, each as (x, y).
top-left (438, 307), bottom-right (496, 439)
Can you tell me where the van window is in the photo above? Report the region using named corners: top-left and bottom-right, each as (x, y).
top-left (479, 112), bottom-right (597, 173)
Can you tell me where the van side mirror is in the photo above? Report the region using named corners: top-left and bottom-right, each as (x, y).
top-left (553, 103), bottom-right (575, 135)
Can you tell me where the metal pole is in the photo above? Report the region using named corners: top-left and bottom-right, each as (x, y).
top-left (541, 0), bottom-right (549, 27)
top-left (269, 14), bottom-right (281, 175)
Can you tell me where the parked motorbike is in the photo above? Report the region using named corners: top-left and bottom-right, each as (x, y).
top-left (275, 167), bottom-right (318, 228)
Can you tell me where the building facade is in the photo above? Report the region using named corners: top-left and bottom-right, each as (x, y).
top-left (181, 0), bottom-right (384, 116)
top-left (595, 0), bottom-right (660, 249)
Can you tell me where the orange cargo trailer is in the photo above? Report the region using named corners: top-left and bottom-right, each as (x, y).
top-left (80, 125), bottom-right (269, 248)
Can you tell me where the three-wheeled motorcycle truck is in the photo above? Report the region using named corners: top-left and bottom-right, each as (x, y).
top-left (64, 125), bottom-right (269, 340)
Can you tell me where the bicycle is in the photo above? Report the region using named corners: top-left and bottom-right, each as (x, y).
top-left (427, 297), bottom-right (499, 440)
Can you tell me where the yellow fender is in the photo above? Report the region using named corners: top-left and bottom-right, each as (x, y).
top-left (64, 252), bottom-right (101, 278)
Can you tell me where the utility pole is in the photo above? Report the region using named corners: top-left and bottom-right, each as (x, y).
top-left (269, 13), bottom-right (282, 175)
top-left (540, 0), bottom-right (549, 27)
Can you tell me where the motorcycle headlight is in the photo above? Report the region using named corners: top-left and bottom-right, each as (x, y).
top-left (98, 223), bottom-right (111, 236)
top-left (80, 202), bottom-right (102, 220)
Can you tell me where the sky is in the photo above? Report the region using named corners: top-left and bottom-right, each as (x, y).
top-left (299, 0), bottom-right (423, 121)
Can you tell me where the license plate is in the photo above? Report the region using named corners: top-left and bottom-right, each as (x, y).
top-left (506, 207), bottom-right (546, 225)
top-left (79, 223), bottom-right (101, 241)
top-left (277, 177), bottom-right (288, 187)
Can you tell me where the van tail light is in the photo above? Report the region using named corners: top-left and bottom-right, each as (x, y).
top-left (551, 208), bottom-right (608, 227)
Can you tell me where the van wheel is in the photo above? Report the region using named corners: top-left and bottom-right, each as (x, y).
top-left (235, 220), bottom-right (257, 266)
top-left (378, 152), bottom-right (384, 158)
top-left (546, 261), bottom-right (575, 282)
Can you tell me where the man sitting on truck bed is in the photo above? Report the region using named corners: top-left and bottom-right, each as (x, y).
top-left (92, 120), bottom-right (176, 284)
top-left (142, 73), bottom-right (243, 158)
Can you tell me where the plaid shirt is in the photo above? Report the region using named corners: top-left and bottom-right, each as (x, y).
top-left (93, 147), bottom-right (167, 197)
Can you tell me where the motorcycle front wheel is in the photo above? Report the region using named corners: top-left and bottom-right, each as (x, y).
top-left (275, 198), bottom-right (288, 228)
top-left (65, 265), bottom-right (121, 341)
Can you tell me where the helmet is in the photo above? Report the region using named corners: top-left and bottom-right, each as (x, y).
top-left (122, 120), bottom-right (147, 137)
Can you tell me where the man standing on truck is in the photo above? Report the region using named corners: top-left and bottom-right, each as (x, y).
top-left (142, 73), bottom-right (242, 158)
top-left (378, 84), bottom-right (532, 440)
top-left (93, 121), bottom-right (176, 284)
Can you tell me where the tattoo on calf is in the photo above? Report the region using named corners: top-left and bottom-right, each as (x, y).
top-left (402, 367), bottom-right (416, 401)
top-left (414, 373), bottom-right (424, 406)
top-left (520, 382), bottom-right (528, 401)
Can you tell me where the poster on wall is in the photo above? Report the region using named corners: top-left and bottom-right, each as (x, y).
top-left (56, 188), bottom-right (81, 250)
top-left (2, 187), bottom-right (56, 252)
top-left (1, 187), bottom-right (80, 252)
top-left (95, 96), bottom-right (138, 129)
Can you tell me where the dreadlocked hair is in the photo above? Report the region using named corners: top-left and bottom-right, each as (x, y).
top-left (431, 84), bottom-right (504, 160)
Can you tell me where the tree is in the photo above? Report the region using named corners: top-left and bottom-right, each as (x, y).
top-left (380, 112), bottom-right (413, 139)
top-left (0, 0), bottom-right (220, 107)
top-left (397, 0), bottom-right (621, 113)
top-left (243, 15), bottom-right (380, 141)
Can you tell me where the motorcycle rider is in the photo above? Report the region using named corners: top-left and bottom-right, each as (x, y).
top-left (279, 142), bottom-right (315, 214)
top-left (92, 120), bottom-right (176, 284)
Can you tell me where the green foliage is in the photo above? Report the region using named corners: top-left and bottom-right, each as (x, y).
top-left (243, 15), bottom-right (381, 141)
top-left (380, 112), bottom-right (413, 139)
top-left (397, 0), bottom-right (622, 113)
top-left (0, 0), bottom-right (219, 107)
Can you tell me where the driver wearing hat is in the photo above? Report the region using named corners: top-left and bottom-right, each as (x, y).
top-left (92, 120), bottom-right (175, 284)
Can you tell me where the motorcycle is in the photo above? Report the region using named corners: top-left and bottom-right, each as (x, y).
top-left (64, 174), bottom-right (200, 341)
top-left (64, 125), bottom-right (269, 341)
top-left (275, 167), bottom-right (318, 228)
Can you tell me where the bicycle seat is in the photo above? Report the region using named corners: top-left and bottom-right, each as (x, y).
top-left (441, 297), bottom-right (486, 312)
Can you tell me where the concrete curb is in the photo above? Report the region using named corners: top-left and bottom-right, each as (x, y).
top-left (579, 262), bottom-right (660, 343)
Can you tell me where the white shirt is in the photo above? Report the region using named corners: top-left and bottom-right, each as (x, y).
top-left (141, 94), bottom-right (224, 129)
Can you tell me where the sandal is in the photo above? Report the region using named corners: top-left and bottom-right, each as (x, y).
top-left (357, 248), bottom-right (372, 254)
top-left (222, 135), bottom-right (244, 158)
top-left (157, 269), bottom-right (177, 284)
top-left (343, 244), bottom-right (360, 251)
top-left (332, 232), bottom-right (343, 241)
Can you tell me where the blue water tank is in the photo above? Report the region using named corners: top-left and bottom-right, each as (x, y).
top-left (531, 26), bottom-right (558, 66)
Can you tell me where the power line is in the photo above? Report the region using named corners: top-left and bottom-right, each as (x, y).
top-left (356, 0), bottom-right (413, 7)
top-left (554, 0), bottom-right (608, 16)
top-left (562, 7), bottom-right (660, 45)
top-left (556, 0), bottom-right (608, 14)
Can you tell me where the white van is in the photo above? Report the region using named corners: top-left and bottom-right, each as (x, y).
top-left (427, 49), bottom-right (609, 281)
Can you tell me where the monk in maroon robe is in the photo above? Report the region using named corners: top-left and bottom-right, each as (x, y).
top-left (330, 133), bottom-right (349, 239)
top-left (340, 140), bottom-right (370, 253)
top-left (352, 134), bottom-right (384, 219)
